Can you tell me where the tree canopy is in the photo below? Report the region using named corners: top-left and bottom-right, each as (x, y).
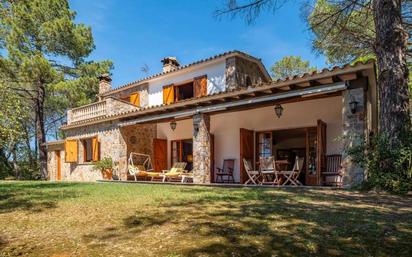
top-left (0, 0), bottom-right (113, 178)
top-left (271, 56), bottom-right (317, 80)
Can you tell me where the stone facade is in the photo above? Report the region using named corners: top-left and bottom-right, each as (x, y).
top-left (341, 85), bottom-right (366, 186)
top-left (105, 97), bottom-right (140, 115)
top-left (192, 113), bottom-right (211, 183)
top-left (104, 83), bottom-right (149, 108)
top-left (225, 56), bottom-right (268, 91)
top-left (53, 121), bottom-right (128, 181)
top-left (47, 121), bottom-right (158, 182)
top-left (120, 123), bottom-right (157, 173)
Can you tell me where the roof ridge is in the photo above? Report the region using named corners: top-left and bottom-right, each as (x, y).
top-left (102, 50), bottom-right (260, 95)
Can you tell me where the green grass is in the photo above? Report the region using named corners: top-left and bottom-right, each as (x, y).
top-left (0, 181), bottom-right (411, 257)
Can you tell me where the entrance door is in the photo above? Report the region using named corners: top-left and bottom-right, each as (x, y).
top-left (240, 128), bottom-right (254, 184)
top-left (153, 139), bottom-right (167, 172)
top-left (55, 150), bottom-right (61, 181)
top-left (317, 120), bottom-right (327, 185)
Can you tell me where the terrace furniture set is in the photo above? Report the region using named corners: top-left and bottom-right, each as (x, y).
top-left (243, 156), bottom-right (305, 186)
top-left (244, 155), bottom-right (343, 187)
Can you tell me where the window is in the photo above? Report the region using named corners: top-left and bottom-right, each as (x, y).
top-left (162, 75), bottom-right (207, 104)
top-left (171, 139), bottom-right (193, 171)
top-left (175, 81), bottom-right (194, 101)
top-left (82, 137), bottom-right (99, 163)
top-left (64, 139), bottom-right (78, 163)
top-left (120, 92), bottom-right (140, 107)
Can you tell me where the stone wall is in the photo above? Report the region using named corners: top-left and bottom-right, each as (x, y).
top-left (104, 83), bottom-right (149, 107)
top-left (106, 97), bottom-right (140, 115)
top-left (47, 121), bottom-right (158, 182)
top-left (58, 121), bottom-right (128, 181)
top-left (120, 123), bottom-right (157, 169)
top-left (341, 86), bottom-right (366, 186)
top-left (192, 113), bottom-right (211, 183)
top-left (225, 56), bottom-right (268, 91)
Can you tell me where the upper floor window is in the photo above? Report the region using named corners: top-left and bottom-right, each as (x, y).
top-left (120, 92), bottom-right (140, 107)
top-left (162, 75), bottom-right (207, 105)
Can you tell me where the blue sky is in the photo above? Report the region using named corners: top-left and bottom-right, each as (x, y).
top-left (69, 0), bottom-right (327, 88)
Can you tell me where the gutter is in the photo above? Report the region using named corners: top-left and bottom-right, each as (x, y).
top-left (120, 81), bottom-right (347, 127)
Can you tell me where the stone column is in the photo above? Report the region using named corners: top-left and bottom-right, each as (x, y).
top-left (192, 113), bottom-right (211, 184)
top-left (341, 85), bottom-right (366, 187)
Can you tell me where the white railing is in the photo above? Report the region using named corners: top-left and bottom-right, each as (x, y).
top-left (68, 101), bottom-right (107, 124)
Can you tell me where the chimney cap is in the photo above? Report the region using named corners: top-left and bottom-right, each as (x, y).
top-left (98, 73), bottom-right (112, 82)
top-left (161, 57), bottom-right (180, 67)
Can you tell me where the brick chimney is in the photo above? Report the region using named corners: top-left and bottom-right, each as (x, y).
top-left (161, 57), bottom-right (180, 73)
top-left (98, 74), bottom-right (112, 99)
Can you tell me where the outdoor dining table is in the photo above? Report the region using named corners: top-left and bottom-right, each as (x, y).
top-left (257, 159), bottom-right (290, 185)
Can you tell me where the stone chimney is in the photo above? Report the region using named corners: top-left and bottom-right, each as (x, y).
top-left (98, 74), bottom-right (112, 98)
top-left (161, 57), bottom-right (180, 73)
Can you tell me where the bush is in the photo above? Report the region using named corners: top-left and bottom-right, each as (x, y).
top-left (347, 131), bottom-right (412, 194)
top-left (92, 157), bottom-right (114, 171)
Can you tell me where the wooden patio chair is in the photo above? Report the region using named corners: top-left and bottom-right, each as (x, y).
top-left (216, 159), bottom-right (235, 183)
top-left (161, 162), bottom-right (188, 182)
top-left (280, 156), bottom-right (304, 186)
top-left (322, 155), bottom-right (343, 187)
top-left (243, 158), bottom-right (260, 185)
top-left (259, 156), bottom-right (280, 185)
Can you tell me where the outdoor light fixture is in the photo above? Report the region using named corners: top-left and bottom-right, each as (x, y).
top-left (349, 100), bottom-right (359, 114)
top-left (274, 104), bottom-right (284, 118)
top-left (170, 120), bottom-right (177, 131)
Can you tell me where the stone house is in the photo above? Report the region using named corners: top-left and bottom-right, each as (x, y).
top-left (46, 50), bottom-right (377, 186)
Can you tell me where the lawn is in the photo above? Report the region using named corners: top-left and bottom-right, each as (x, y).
top-left (0, 182), bottom-right (411, 257)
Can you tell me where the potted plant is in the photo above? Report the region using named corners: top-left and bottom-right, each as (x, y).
top-left (93, 157), bottom-right (114, 180)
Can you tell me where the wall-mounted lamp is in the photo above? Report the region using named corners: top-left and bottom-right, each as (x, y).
top-left (349, 100), bottom-right (358, 114)
top-left (274, 104), bottom-right (284, 118)
top-left (170, 120), bottom-right (177, 131)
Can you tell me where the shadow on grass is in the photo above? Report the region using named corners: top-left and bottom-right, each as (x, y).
top-left (82, 186), bottom-right (412, 257)
top-left (0, 182), bottom-right (85, 214)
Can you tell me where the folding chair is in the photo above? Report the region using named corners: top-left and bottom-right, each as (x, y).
top-left (243, 158), bottom-right (260, 185)
top-left (281, 156), bottom-right (304, 186)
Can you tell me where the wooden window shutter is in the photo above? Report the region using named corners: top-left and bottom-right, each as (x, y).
top-left (194, 75), bottom-right (207, 97)
top-left (64, 139), bottom-right (78, 163)
top-left (92, 136), bottom-right (100, 162)
top-left (130, 92), bottom-right (140, 106)
top-left (163, 84), bottom-right (175, 104)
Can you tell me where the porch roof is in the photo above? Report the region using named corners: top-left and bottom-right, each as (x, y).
top-left (60, 60), bottom-right (375, 130)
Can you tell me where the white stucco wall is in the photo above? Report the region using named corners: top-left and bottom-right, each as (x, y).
top-left (148, 60), bottom-right (226, 106)
top-left (156, 96), bottom-right (343, 183)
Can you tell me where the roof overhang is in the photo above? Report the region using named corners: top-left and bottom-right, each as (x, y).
top-left (60, 60), bottom-right (375, 130)
top-left (119, 82), bottom-right (347, 126)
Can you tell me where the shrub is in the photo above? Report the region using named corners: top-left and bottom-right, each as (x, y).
top-left (92, 157), bottom-right (114, 171)
top-left (347, 131), bottom-right (412, 194)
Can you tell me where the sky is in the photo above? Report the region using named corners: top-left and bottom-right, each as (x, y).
top-left (69, 0), bottom-right (327, 89)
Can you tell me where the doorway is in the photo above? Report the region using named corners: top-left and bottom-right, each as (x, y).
top-left (253, 121), bottom-right (326, 186)
top-left (55, 150), bottom-right (61, 181)
top-left (171, 139), bottom-right (193, 171)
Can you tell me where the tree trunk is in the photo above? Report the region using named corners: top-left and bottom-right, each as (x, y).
top-left (35, 81), bottom-right (48, 179)
top-left (11, 144), bottom-right (20, 179)
top-left (373, 0), bottom-right (411, 145)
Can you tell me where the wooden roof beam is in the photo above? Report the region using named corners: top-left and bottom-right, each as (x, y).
top-left (316, 77), bottom-right (334, 84)
top-left (337, 73), bottom-right (358, 81)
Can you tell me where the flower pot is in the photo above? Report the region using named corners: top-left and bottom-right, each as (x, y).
top-left (101, 168), bottom-right (113, 180)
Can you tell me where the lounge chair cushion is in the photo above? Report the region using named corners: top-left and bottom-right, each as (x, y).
top-left (164, 168), bottom-right (184, 177)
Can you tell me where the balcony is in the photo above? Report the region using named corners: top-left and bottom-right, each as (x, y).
top-left (67, 98), bottom-right (139, 125)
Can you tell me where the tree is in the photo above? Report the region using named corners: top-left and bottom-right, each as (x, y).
top-left (271, 56), bottom-right (317, 80)
top-left (216, 0), bottom-right (411, 146)
top-left (0, 0), bottom-right (113, 179)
